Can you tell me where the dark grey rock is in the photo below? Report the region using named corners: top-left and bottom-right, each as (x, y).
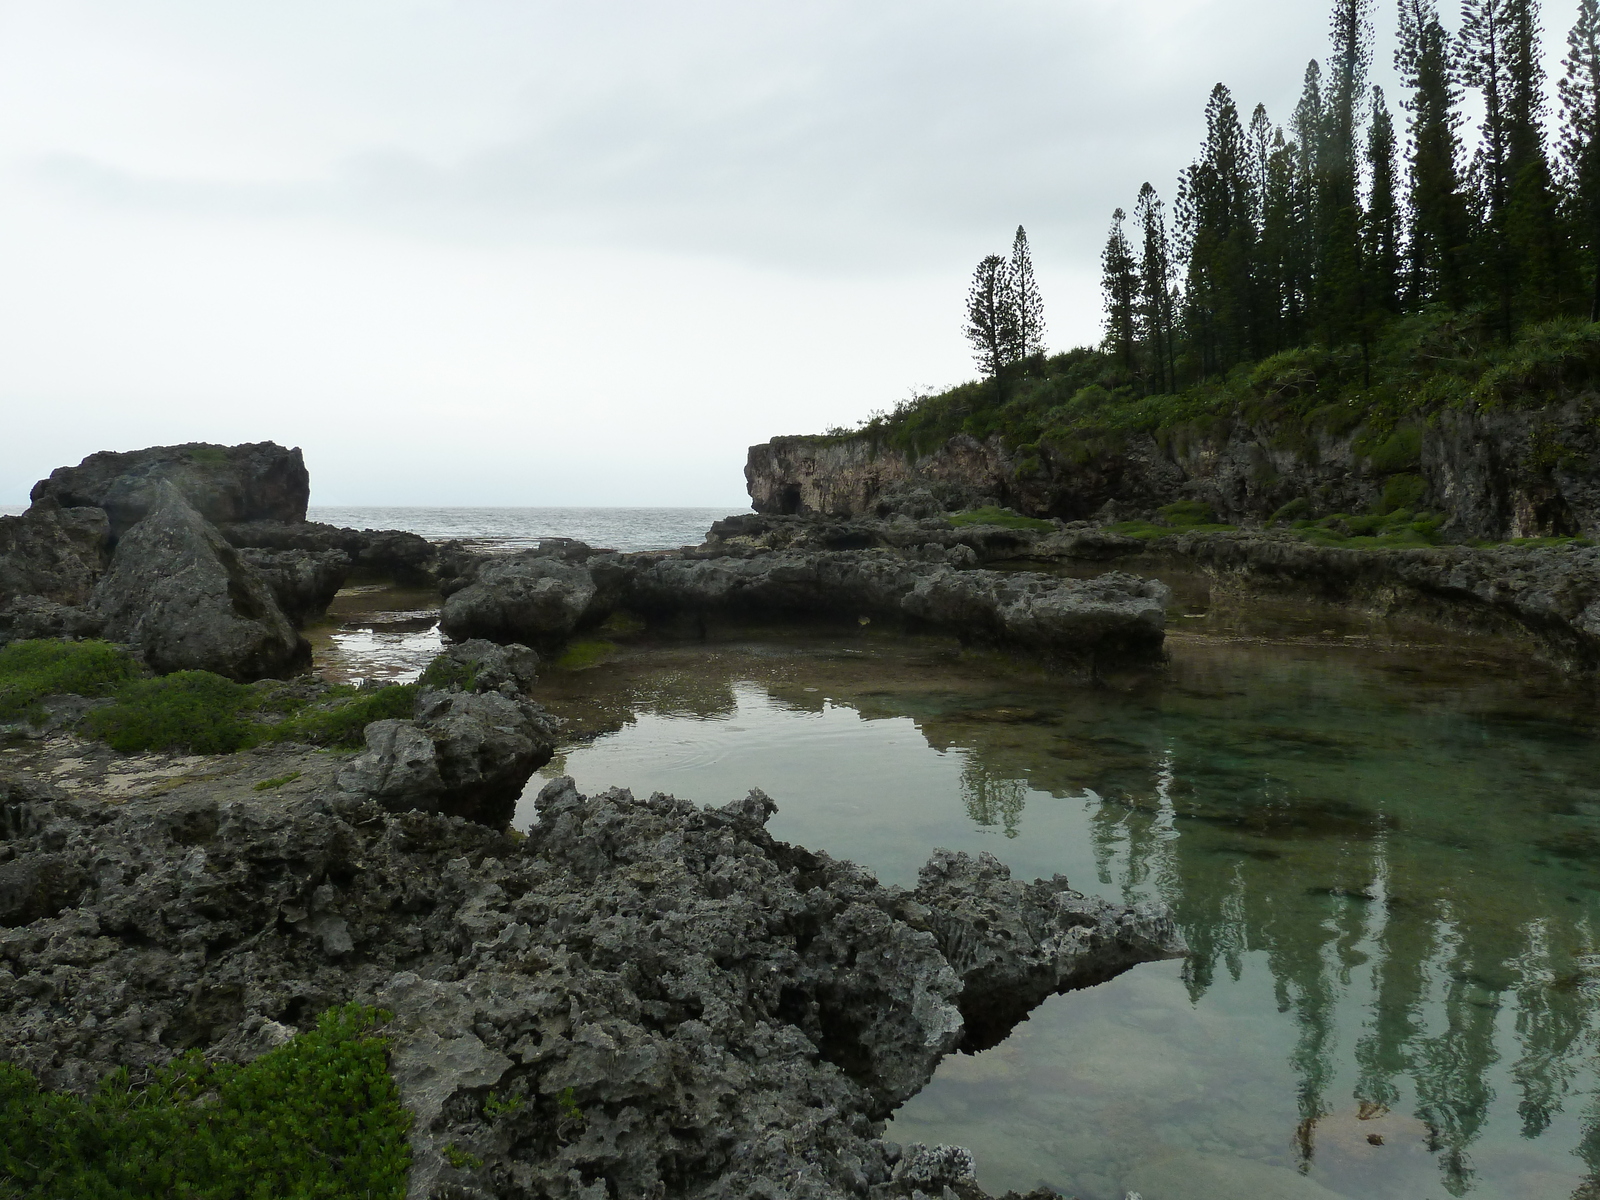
top-left (0, 774), bottom-right (1181, 1197)
top-left (0, 499), bottom-right (110, 606)
top-left (89, 481), bottom-right (308, 681)
top-left (237, 547), bottom-right (349, 625)
top-left (221, 520), bottom-right (438, 586)
top-left (439, 553), bottom-right (604, 647)
top-left (31, 442), bottom-right (309, 541)
top-left (0, 596), bottom-right (105, 647)
top-left (629, 551), bottom-right (1168, 672)
top-left (335, 719), bottom-right (444, 800)
top-left (424, 638), bottom-right (540, 695)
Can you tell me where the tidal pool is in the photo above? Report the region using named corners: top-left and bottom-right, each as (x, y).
top-left (515, 624), bottom-right (1600, 1200)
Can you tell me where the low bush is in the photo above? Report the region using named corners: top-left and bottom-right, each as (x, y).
top-left (945, 506), bottom-right (1054, 531)
top-left (0, 640), bottom-right (142, 721)
top-left (83, 672), bottom-right (260, 755)
top-left (0, 1004), bottom-right (411, 1200)
top-left (81, 670), bottom-right (416, 755)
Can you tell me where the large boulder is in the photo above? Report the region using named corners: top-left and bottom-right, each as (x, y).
top-left (0, 499), bottom-right (110, 606)
top-left (439, 552), bottom-right (609, 646)
top-left (90, 481), bottom-right (308, 680)
top-left (337, 646), bottom-right (559, 823)
top-left (31, 442), bottom-right (309, 541)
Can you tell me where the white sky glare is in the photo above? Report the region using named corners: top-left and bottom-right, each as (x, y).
top-left (0, 1), bottom-right (1583, 504)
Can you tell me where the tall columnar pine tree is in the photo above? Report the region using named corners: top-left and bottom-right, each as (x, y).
top-left (1290, 62), bottom-right (1329, 336)
top-left (1102, 208), bottom-right (1140, 372)
top-left (1397, 0), bottom-right (1470, 309)
top-left (1505, 0), bottom-right (1573, 318)
top-left (1135, 183), bottom-right (1179, 392)
top-left (1365, 87), bottom-right (1403, 314)
top-left (963, 254), bottom-right (1018, 394)
top-left (1560, 0), bottom-right (1600, 319)
top-left (1318, 0), bottom-right (1374, 350)
top-left (1008, 226), bottom-right (1047, 360)
top-left (1178, 84), bottom-right (1259, 376)
top-left (1459, 0), bottom-right (1519, 333)
top-left (1260, 128), bottom-right (1303, 350)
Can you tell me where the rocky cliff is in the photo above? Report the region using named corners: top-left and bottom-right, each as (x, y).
top-left (747, 398), bottom-right (1600, 540)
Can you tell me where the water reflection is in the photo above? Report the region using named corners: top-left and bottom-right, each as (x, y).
top-left (523, 635), bottom-right (1600, 1199)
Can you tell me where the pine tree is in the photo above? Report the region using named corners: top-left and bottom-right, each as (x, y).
top-left (1502, 0), bottom-right (1571, 319)
top-left (963, 255), bottom-right (1018, 395)
top-left (1365, 87), bottom-right (1403, 313)
top-left (1559, 0), bottom-right (1600, 318)
top-left (1260, 128), bottom-right (1301, 349)
top-left (1178, 83), bottom-right (1259, 375)
top-left (1135, 183), bottom-right (1179, 391)
top-left (1008, 226), bottom-right (1047, 360)
top-left (1326, 0), bottom-right (1376, 209)
top-left (1290, 62), bottom-right (1329, 333)
top-left (1397, 0), bottom-right (1469, 308)
top-left (1102, 209), bottom-right (1140, 372)
top-left (1460, 0), bottom-right (1516, 332)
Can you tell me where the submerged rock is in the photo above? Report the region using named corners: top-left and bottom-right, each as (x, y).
top-left (0, 772), bottom-right (1181, 1198)
top-left (89, 481), bottom-right (308, 681)
top-left (30, 441), bottom-right (310, 541)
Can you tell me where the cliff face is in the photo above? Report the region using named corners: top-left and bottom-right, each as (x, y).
top-left (747, 399), bottom-right (1600, 540)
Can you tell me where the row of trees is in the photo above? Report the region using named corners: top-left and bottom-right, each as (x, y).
top-left (1100, 0), bottom-right (1600, 391)
top-left (962, 227), bottom-right (1047, 386)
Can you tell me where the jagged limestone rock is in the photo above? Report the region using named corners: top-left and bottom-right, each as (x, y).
top-left (89, 481), bottom-right (307, 680)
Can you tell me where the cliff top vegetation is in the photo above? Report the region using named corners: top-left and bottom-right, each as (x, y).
top-left (827, 0), bottom-right (1600, 500)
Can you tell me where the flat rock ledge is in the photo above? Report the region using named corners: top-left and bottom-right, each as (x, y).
top-left (0, 773), bottom-right (1182, 1200)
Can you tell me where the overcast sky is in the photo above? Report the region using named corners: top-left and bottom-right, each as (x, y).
top-left (0, 0), bottom-right (1583, 505)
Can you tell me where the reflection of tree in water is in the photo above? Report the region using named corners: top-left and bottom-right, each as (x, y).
top-left (958, 759), bottom-right (1028, 838)
top-left (1079, 739), bottom-right (1600, 1197)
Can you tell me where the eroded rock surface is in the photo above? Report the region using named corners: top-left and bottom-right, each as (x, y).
top-left (440, 552), bottom-right (626, 648)
top-left (30, 441), bottom-right (310, 540)
top-left (89, 482), bottom-right (308, 680)
top-left (0, 499), bottom-right (111, 610)
top-left (0, 771), bottom-right (1180, 1199)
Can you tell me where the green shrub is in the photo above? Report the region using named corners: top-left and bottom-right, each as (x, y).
top-left (1379, 473), bottom-right (1427, 514)
top-left (0, 1004), bottom-right (410, 1200)
top-left (1270, 498), bottom-right (1312, 525)
top-left (83, 672), bottom-right (260, 754)
top-left (265, 684), bottom-right (416, 748)
top-left (418, 655), bottom-right (479, 692)
top-left (0, 640), bottom-right (142, 721)
top-left (1365, 425), bottom-right (1423, 472)
top-left (1157, 500), bottom-right (1216, 526)
top-left (945, 506), bottom-right (1054, 531)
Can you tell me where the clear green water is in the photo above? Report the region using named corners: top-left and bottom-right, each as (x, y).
top-left (519, 622), bottom-right (1600, 1200)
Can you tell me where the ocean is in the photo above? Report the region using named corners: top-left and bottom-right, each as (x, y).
top-left (306, 506), bottom-right (748, 551)
top-left (2, 506), bottom-right (751, 551)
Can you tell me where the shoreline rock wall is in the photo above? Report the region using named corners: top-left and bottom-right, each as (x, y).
top-left (747, 398), bottom-right (1600, 541)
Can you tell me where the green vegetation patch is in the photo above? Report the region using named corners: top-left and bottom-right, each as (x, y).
top-left (945, 506), bottom-right (1054, 532)
top-left (417, 655), bottom-right (479, 692)
top-left (252, 771), bottom-right (302, 792)
top-left (0, 1004), bottom-right (410, 1200)
top-left (554, 639), bottom-right (619, 670)
top-left (1287, 509), bottom-right (1444, 549)
top-left (0, 640), bottom-right (142, 721)
top-left (82, 671), bottom-right (416, 755)
top-left (84, 672), bottom-right (263, 755)
top-left (268, 684), bottom-right (416, 748)
top-left (1106, 500), bottom-right (1238, 540)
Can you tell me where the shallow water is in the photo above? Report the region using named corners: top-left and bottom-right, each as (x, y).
top-left (516, 627), bottom-right (1600, 1200)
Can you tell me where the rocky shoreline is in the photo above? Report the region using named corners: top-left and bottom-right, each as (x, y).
top-left (0, 752), bottom-right (1182, 1199)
